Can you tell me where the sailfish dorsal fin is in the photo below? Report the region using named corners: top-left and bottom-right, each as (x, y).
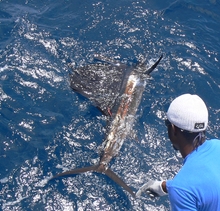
top-left (69, 56), bottom-right (128, 115)
top-left (69, 54), bottom-right (163, 115)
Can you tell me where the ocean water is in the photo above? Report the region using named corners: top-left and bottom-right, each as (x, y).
top-left (0, 0), bottom-right (219, 210)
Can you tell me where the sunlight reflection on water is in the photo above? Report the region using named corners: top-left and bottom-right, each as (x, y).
top-left (0, 0), bottom-right (220, 210)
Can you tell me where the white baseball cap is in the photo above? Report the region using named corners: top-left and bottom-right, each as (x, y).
top-left (167, 94), bottom-right (208, 132)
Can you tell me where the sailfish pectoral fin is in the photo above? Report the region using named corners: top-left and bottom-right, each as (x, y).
top-left (105, 168), bottom-right (136, 198)
top-left (145, 54), bottom-right (163, 75)
top-left (51, 165), bottom-right (99, 179)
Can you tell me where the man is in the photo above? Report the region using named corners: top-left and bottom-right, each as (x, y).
top-left (137, 94), bottom-right (220, 210)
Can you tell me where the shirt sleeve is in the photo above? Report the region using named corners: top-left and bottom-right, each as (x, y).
top-left (167, 182), bottom-right (198, 211)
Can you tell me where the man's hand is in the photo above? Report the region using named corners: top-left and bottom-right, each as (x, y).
top-left (136, 180), bottom-right (167, 197)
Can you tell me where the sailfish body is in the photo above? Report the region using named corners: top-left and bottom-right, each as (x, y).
top-left (51, 54), bottom-right (163, 198)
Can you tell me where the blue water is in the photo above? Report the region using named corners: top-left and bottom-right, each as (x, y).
top-left (0, 0), bottom-right (219, 210)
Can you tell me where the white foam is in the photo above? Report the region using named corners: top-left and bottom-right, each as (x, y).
top-left (0, 177), bottom-right (9, 183)
top-left (3, 196), bottom-right (28, 208)
top-left (35, 175), bottom-right (53, 187)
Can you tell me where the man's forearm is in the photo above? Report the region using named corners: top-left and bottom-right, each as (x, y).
top-left (162, 181), bottom-right (167, 193)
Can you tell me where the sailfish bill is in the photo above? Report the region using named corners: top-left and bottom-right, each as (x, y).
top-left (51, 54), bottom-right (163, 198)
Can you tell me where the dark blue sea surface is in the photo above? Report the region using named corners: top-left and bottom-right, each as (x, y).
top-left (0, 0), bottom-right (219, 210)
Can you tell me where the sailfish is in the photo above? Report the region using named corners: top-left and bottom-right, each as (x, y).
top-left (51, 54), bottom-right (163, 198)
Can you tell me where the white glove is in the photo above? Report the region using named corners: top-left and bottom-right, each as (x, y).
top-left (136, 180), bottom-right (167, 197)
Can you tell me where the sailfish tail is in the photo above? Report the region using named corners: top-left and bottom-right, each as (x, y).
top-left (51, 165), bottom-right (98, 179)
top-left (51, 165), bottom-right (136, 198)
top-left (105, 168), bottom-right (136, 198)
